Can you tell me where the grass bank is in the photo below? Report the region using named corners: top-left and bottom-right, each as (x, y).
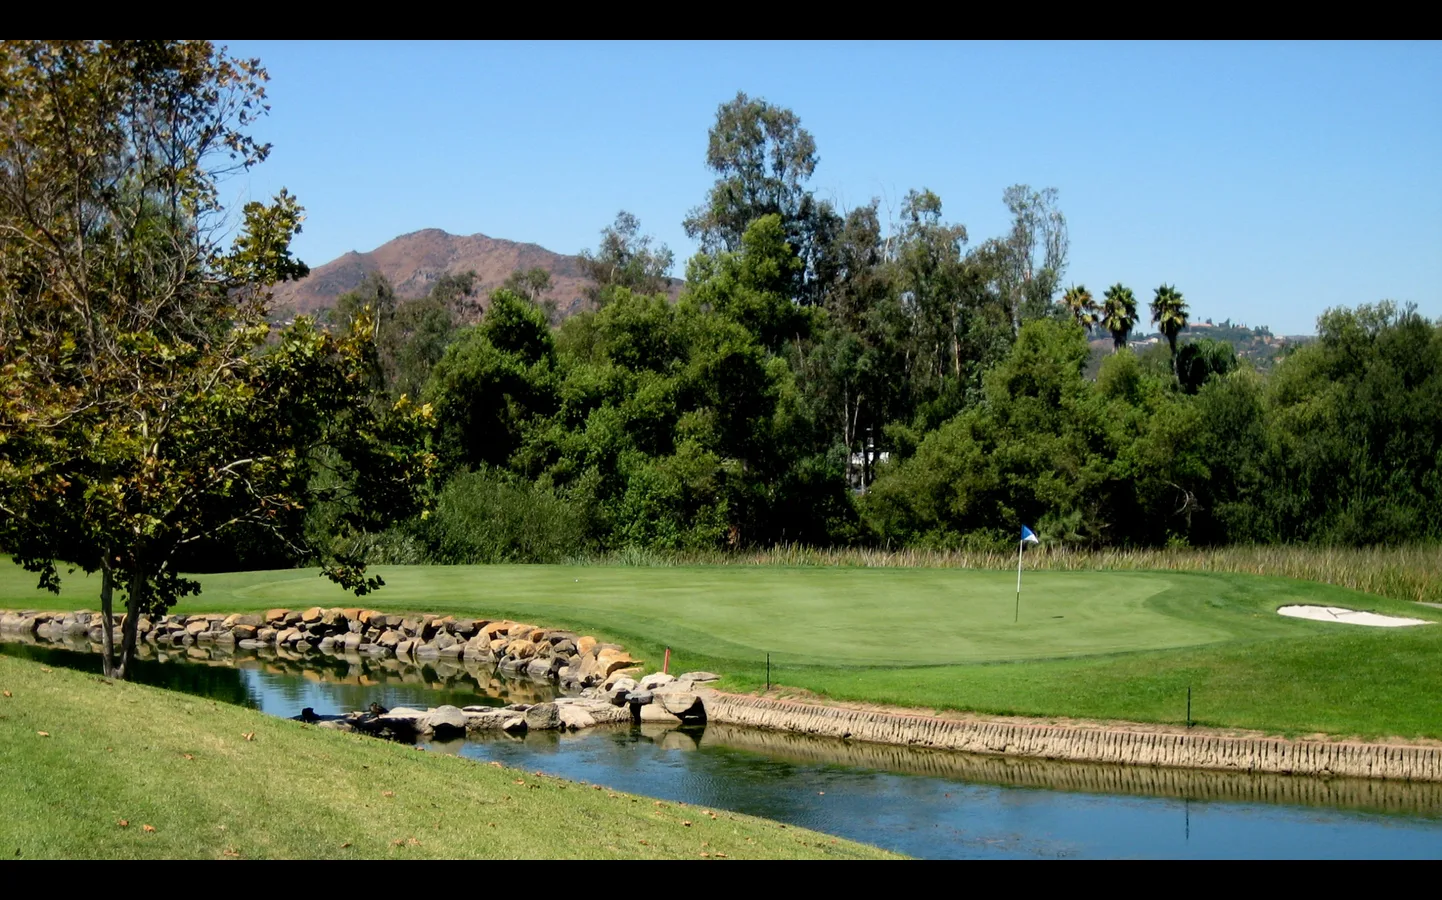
top-left (0, 654), bottom-right (894, 859)
top-left (5, 558), bottom-right (1440, 742)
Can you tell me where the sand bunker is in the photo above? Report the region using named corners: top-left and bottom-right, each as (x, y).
top-left (1277, 605), bottom-right (1433, 627)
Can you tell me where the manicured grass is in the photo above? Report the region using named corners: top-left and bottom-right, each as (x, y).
top-left (4, 558), bottom-right (1441, 741)
top-left (0, 654), bottom-right (894, 859)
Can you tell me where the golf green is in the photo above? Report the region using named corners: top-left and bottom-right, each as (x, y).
top-left (5, 559), bottom-right (1440, 738)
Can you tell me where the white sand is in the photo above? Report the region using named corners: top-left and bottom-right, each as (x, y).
top-left (1277, 605), bottom-right (1433, 627)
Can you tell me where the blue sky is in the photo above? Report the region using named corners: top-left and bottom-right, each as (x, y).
top-left (221, 41), bottom-right (1441, 335)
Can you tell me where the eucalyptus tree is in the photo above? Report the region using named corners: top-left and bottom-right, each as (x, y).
top-left (578, 211), bottom-right (674, 307)
top-left (1101, 283), bottom-right (1138, 351)
top-left (1150, 284), bottom-right (1190, 372)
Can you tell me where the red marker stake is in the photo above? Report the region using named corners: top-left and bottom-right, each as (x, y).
top-left (663, 647), bottom-right (671, 675)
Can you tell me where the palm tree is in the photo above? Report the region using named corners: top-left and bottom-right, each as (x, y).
top-left (1150, 283), bottom-right (1190, 373)
top-left (1061, 284), bottom-right (1097, 332)
top-left (1101, 284), bottom-right (1137, 352)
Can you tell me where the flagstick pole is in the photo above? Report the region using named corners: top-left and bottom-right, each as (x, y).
top-left (1015, 538), bottom-right (1023, 623)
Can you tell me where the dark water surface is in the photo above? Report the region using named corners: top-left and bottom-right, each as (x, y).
top-left (4, 638), bottom-right (1440, 859)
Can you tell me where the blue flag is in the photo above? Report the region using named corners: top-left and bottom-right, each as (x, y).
top-left (1021, 525), bottom-right (1039, 544)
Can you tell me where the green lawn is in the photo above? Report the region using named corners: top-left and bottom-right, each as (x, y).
top-left (0, 654), bottom-right (894, 859)
top-left (5, 559), bottom-right (1441, 740)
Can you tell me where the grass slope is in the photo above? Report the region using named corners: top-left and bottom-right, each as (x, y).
top-left (4, 560), bottom-right (1440, 740)
top-left (0, 655), bottom-right (894, 860)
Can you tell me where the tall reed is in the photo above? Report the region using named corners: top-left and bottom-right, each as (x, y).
top-left (593, 544), bottom-right (1442, 605)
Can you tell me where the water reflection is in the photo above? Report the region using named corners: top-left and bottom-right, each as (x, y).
top-left (5, 635), bottom-right (1441, 859)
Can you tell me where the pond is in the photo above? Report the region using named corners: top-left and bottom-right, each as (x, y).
top-left (3, 636), bottom-right (1440, 860)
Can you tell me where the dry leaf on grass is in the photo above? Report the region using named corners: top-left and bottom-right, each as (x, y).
top-left (182, 754), bottom-right (194, 761)
top-left (142, 825), bottom-right (156, 833)
top-left (381, 791), bottom-right (395, 798)
top-left (242, 732), bottom-right (255, 742)
top-left (681, 821), bottom-right (692, 827)
top-left (222, 848), bottom-right (240, 858)
top-left (36, 731), bottom-right (49, 737)
top-left (117, 820), bottom-right (129, 828)
top-left (340, 842), bottom-right (352, 849)
top-left (3, 690), bottom-right (11, 698)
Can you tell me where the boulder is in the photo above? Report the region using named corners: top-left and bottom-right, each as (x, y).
top-left (576, 636), bottom-right (598, 657)
top-left (438, 643), bottom-right (464, 658)
top-left (596, 649), bottom-right (640, 677)
top-left (400, 617), bottom-right (422, 636)
top-left (317, 636), bottom-right (337, 652)
top-left (504, 639), bottom-right (538, 661)
top-left (626, 689), bottom-right (654, 706)
top-left (414, 641), bottom-right (441, 658)
top-left (639, 703), bottom-right (683, 725)
top-left (524, 702), bottom-right (561, 730)
top-left (656, 690), bottom-right (705, 722)
top-left (342, 632), bottom-right (363, 651)
top-left (394, 639), bottom-right (416, 659)
top-left (283, 611), bottom-right (303, 626)
top-left (232, 625), bottom-right (257, 640)
top-left (185, 619), bottom-right (208, 636)
top-left (421, 705), bottom-right (468, 739)
top-left (294, 640), bottom-right (313, 653)
top-left (211, 630), bottom-right (236, 646)
top-left (551, 639), bottom-right (577, 657)
top-left (264, 608), bottom-right (290, 624)
top-left (434, 632), bottom-right (457, 650)
top-left (502, 717), bottom-right (527, 735)
top-left (237, 639), bottom-right (268, 650)
top-left (639, 672), bottom-right (675, 691)
top-left (376, 630), bottom-right (402, 649)
top-left (301, 606), bottom-right (324, 624)
top-left (557, 705), bottom-right (596, 731)
top-left (489, 638), bottom-right (509, 655)
top-left (256, 627), bottom-right (278, 643)
top-left (277, 627), bottom-right (302, 645)
top-left (604, 674), bottom-right (637, 693)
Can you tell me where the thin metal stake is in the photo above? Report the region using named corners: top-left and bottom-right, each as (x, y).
top-left (1187, 685), bottom-right (1192, 728)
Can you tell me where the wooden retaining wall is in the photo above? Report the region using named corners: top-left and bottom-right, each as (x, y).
top-left (702, 693), bottom-right (1442, 783)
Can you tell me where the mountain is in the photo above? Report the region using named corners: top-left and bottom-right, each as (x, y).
top-left (269, 229), bottom-right (601, 319)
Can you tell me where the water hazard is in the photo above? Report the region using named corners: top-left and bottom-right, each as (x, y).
top-left (3, 636), bottom-right (1440, 859)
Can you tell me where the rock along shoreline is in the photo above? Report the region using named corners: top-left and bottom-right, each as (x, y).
top-left (4, 606), bottom-right (1441, 783)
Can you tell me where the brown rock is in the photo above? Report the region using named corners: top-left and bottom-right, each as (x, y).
top-left (264, 609), bottom-right (290, 624)
top-left (505, 639), bottom-right (538, 661)
top-left (576, 636), bottom-right (598, 657)
top-left (232, 625), bottom-right (257, 640)
top-left (377, 630), bottom-right (402, 649)
top-left (301, 606), bottom-right (324, 624)
top-left (256, 627), bottom-right (278, 643)
top-left (185, 620), bottom-right (208, 636)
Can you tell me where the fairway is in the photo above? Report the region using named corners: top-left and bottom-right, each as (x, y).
top-left (4, 558), bottom-right (1441, 739)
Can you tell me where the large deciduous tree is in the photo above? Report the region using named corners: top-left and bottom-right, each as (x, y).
top-left (0, 40), bottom-right (433, 678)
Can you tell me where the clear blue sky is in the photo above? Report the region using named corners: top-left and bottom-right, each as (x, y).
top-left (221, 40), bottom-right (1441, 336)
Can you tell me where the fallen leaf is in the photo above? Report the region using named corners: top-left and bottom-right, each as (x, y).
top-left (592, 784), bottom-right (602, 790)
top-left (182, 754), bottom-right (194, 761)
top-left (340, 842), bottom-right (352, 849)
top-left (2, 691), bottom-right (11, 698)
top-left (638, 839), bottom-right (648, 845)
top-left (408, 838), bottom-right (421, 846)
top-left (716, 852), bottom-right (728, 858)
top-left (489, 761), bottom-right (503, 768)
top-left (39, 668), bottom-right (51, 673)
top-left (681, 821), bottom-right (692, 827)
top-left (117, 820), bottom-right (129, 828)
top-left (390, 838), bottom-right (404, 846)
top-left (818, 791), bottom-right (825, 795)
top-left (242, 732), bottom-right (255, 742)
top-left (142, 825), bottom-right (156, 833)
top-left (488, 823), bottom-right (496, 828)
top-left (222, 848), bottom-right (240, 858)
top-left (381, 791), bottom-right (395, 798)
top-left (514, 780), bottom-right (526, 786)
top-left (36, 731), bottom-right (49, 737)
top-left (700, 851), bottom-right (710, 858)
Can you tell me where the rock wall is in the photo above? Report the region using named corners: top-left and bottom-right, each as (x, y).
top-left (701, 693), bottom-right (1442, 784)
top-left (0, 608), bottom-right (642, 692)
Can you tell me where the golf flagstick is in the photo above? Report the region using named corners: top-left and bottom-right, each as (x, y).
top-left (1015, 537), bottom-right (1023, 623)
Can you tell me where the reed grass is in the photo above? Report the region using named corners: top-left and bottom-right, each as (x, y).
top-left (590, 544), bottom-right (1442, 605)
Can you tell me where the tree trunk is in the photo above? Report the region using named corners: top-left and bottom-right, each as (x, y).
top-left (99, 564), bottom-right (118, 678)
top-left (112, 567), bottom-right (146, 681)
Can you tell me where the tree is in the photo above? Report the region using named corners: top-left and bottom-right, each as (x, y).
top-left (0, 41), bottom-right (433, 678)
top-left (1175, 337), bottom-right (1237, 394)
top-left (1150, 284), bottom-right (1189, 372)
top-left (1101, 284), bottom-right (1138, 351)
top-left (999, 185), bottom-right (1069, 329)
top-left (1061, 284), bottom-right (1097, 332)
top-left (682, 91), bottom-right (839, 306)
top-left (577, 211), bottom-right (674, 307)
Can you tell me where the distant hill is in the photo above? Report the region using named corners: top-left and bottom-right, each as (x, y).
top-left (269, 228), bottom-right (648, 320)
top-left (1085, 317), bottom-right (1315, 376)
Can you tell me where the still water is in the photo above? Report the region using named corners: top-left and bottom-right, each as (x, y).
top-left (4, 638), bottom-right (1440, 859)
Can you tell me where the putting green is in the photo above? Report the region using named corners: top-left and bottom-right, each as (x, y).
top-left (0, 559), bottom-right (1395, 665)
top-left (6, 557), bottom-right (1441, 738)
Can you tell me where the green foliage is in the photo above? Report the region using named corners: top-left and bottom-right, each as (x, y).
top-left (416, 468), bottom-right (587, 564)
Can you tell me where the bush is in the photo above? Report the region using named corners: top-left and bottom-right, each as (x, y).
top-left (417, 468), bottom-right (588, 564)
